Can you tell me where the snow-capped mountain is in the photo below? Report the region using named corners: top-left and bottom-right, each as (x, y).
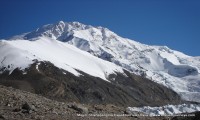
top-left (1, 21), bottom-right (200, 103)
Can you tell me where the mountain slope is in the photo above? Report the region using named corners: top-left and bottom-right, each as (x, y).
top-left (10, 21), bottom-right (200, 103)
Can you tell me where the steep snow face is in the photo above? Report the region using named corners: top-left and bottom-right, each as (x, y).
top-left (127, 103), bottom-right (200, 116)
top-left (0, 37), bottom-right (124, 81)
top-left (5, 21), bottom-right (200, 102)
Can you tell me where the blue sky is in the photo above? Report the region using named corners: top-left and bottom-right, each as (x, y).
top-left (0, 0), bottom-right (199, 56)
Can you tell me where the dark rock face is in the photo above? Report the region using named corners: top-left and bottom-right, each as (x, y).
top-left (0, 61), bottom-right (183, 107)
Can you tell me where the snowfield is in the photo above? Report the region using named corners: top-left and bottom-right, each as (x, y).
top-left (127, 104), bottom-right (200, 116)
top-left (1, 21), bottom-right (200, 103)
top-left (0, 37), bottom-right (124, 81)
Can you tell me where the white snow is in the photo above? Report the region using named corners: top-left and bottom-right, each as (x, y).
top-left (0, 41), bottom-right (36, 74)
top-left (127, 104), bottom-right (200, 116)
top-left (0, 37), bottom-right (124, 81)
top-left (35, 62), bottom-right (41, 72)
top-left (63, 72), bottom-right (66, 74)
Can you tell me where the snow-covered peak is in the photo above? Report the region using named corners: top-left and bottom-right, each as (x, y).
top-left (13, 21), bottom-right (95, 41)
top-left (57, 20), bottom-right (65, 26)
top-left (2, 21), bottom-right (200, 103)
top-left (8, 21), bottom-right (118, 43)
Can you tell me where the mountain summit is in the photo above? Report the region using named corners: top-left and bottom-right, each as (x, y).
top-left (1, 21), bottom-right (200, 104)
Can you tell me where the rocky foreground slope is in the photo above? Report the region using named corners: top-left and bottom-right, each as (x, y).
top-left (0, 85), bottom-right (199, 120)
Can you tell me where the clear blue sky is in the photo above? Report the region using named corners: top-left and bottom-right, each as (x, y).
top-left (0, 0), bottom-right (200, 56)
